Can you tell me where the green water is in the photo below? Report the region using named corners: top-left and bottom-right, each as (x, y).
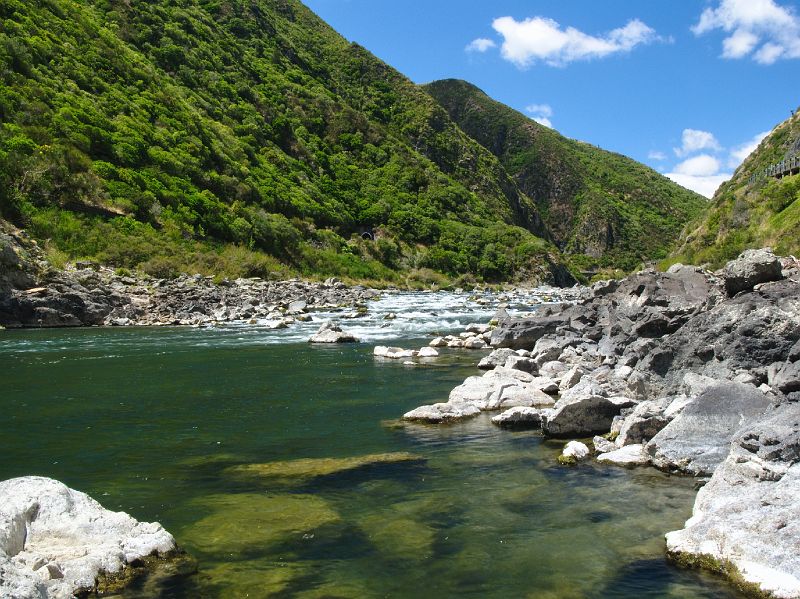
top-left (0, 326), bottom-right (743, 598)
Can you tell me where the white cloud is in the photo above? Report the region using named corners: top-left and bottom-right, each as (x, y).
top-left (692, 0), bottom-right (800, 64)
top-left (665, 172), bottom-right (731, 198)
top-left (533, 117), bottom-right (553, 128)
top-left (674, 129), bottom-right (722, 157)
top-left (648, 150), bottom-right (667, 161)
top-left (674, 154), bottom-right (722, 177)
top-left (465, 38), bottom-right (497, 53)
top-left (728, 130), bottom-right (771, 167)
top-left (525, 103), bottom-right (553, 118)
top-left (491, 16), bottom-right (658, 68)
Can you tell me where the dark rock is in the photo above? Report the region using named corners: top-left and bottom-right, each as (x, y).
top-left (490, 304), bottom-right (571, 349)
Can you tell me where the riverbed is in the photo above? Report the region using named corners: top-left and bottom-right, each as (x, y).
top-left (0, 291), bottom-right (744, 597)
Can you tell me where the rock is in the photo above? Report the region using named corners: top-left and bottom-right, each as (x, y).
top-left (466, 323), bottom-right (491, 334)
top-left (646, 382), bottom-right (773, 476)
top-left (477, 348), bottom-right (515, 370)
top-left (226, 452), bottom-right (424, 484)
top-left (615, 399), bottom-right (673, 446)
top-left (539, 360), bottom-right (568, 379)
top-left (491, 407), bottom-right (543, 429)
top-left (417, 347), bottom-right (439, 358)
top-left (666, 403), bottom-right (800, 598)
top-left (402, 403), bottom-right (481, 423)
top-left (0, 476), bottom-right (176, 598)
top-left (559, 366), bottom-right (584, 392)
top-left (429, 337), bottom-right (447, 348)
top-left (532, 377), bottom-right (560, 395)
top-left (489, 304), bottom-right (571, 349)
top-left (503, 355), bottom-right (537, 374)
top-left (374, 346), bottom-right (415, 359)
top-left (464, 336), bottom-right (487, 349)
top-left (597, 444), bottom-right (650, 467)
top-left (592, 436), bottom-right (617, 454)
top-left (308, 322), bottom-right (359, 343)
top-left (543, 394), bottom-right (635, 438)
top-left (559, 441), bottom-right (590, 465)
top-left (721, 248), bottom-right (783, 297)
top-left (287, 299), bottom-right (307, 313)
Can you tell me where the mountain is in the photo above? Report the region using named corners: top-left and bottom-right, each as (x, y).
top-left (424, 79), bottom-right (707, 273)
top-left (673, 109), bottom-right (800, 267)
top-left (0, 0), bottom-right (702, 285)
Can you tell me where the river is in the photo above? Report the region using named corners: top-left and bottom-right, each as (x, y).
top-left (0, 290), bottom-right (743, 598)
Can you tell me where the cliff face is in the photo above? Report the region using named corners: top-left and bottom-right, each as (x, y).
top-left (424, 79), bottom-right (707, 272)
top-left (674, 108), bottom-right (800, 267)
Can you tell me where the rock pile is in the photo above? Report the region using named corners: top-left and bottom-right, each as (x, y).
top-left (403, 248), bottom-right (800, 596)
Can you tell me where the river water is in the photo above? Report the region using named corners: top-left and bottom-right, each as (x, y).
top-left (0, 290), bottom-right (743, 598)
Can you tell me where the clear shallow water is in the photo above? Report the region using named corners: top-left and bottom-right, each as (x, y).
top-left (0, 292), bottom-right (743, 598)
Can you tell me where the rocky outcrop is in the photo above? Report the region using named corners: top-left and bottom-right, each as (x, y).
top-left (0, 476), bottom-right (179, 598)
top-left (646, 382), bottom-right (774, 475)
top-left (722, 247), bottom-right (783, 297)
top-left (543, 394), bottom-right (635, 438)
top-left (666, 403), bottom-right (800, 598)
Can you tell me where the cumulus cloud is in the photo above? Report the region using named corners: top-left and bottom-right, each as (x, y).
top-left (465, 38), bottom-right (497, 53)
top-left (693, 0), bottom-right (800, 64)
top-left (728, 130), bottom-right (771, 167)
top-left (665, 172), bottom-right (731, 198)
top-left (525, 103), bottom-right (554, 128)
top-left (674, 154), bottom-right (723, 177)
top-left (648, 150), bottom-right (667, 161)
top-left (674, 129), bottom-right (722, 157)
top-left (491, 16), bottom-right (658, 67)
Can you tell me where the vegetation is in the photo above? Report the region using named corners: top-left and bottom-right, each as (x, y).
top-left (673, 109), bottom-right (800, 267)
top-left (0, 0), bottom-right (703, 284)
top-left (424, 80), bottom-right (708, 275)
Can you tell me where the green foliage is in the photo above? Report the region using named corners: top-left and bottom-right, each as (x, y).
top-left (424, 79), bottom-right (707, 271)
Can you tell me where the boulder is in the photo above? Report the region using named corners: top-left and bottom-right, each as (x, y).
top-left (592, 436), bottom-right (617, 454)
top-left (308, 322), bottom-right (359, 343)
top-left (374, 346), bottom-right (415, 359)
top-left (560, 441), bottom-right (590, 463)
top-left (477, 348), bottom-right (515, 370)
top-left (543, 395), bottom-right (635, 438)
top-left (429, 337), bottom-right (447, 348)
top-left (417, 347), bottom-right (439, 358)
top-left (615, 399), bottom-right (673, 446)
top-left (596, 444), bottom-right (649, 467)
top-left (464, 336), bottom-right (487, 350)
top-left (402, 403), bottom-right (481, 424)
top-left (722, 248), bottom-right (783, 297)
top-left (491, 407), bottom-right (544, 429)
top-left (666, 403), bottom-right (800, 598)
top-left (0, 477), bottom-right (176, 598)
top-left (503, 355), bottom-right (537, 374)
top-left (489, 304), bottom-right (571, 349)
top-left (646, 382), bottom-right (773, 476)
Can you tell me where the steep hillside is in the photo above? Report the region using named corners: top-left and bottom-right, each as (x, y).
top-left (674, 109), bottom-right (800, 267)
top-left (0, 0), bottom-right (560, 284)
top-left (424, 79), bottom-right (707, 272)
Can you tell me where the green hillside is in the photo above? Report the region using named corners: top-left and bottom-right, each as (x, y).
top-left (424, 79), bottom-right (707, 273)
top-left (673, 109), bottom-right (800, 267)
top-left (0, 0), bottom-right (563, 284)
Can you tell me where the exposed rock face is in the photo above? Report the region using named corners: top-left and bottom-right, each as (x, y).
top-left (666, 403), bottom-right (800, 598)
top-left (646, 382), bottom-right (773, 476)
top-left (721, 247), bottom-right (783, 297)
top-left (0, 476), bottom-right (176, 599)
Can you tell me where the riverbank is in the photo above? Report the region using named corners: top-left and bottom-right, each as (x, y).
top-left (403, 248), bottom-right (799, 597)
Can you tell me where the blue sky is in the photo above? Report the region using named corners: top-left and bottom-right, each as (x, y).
top-left (303, 0), bottom-right (800, 198)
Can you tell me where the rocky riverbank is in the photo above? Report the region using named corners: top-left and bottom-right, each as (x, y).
top-left (0, 477), bottom-right (189, 598)
top-left (0, 221), bottom-right (378, 328)
top-left (403, 248), bottom-right (800, 598)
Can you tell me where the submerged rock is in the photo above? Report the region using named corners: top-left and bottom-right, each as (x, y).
top-left (0, 476), bottom-right (177, 599)
top-left (666, 403), bottom-right (800, 598)
top-left (183, 493), bottom-right (342, 557)
top-left (226, 452), bottom-right (424, 483)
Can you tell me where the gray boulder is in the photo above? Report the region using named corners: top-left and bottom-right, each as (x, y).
top-left (0, 476), bottom-right (176, 599)
top-left (666, 403), bottom-right (800, 598)
top-left (477, 348), bottom-right (515, 370)
top-left (402, 402), bottom-right (481, 423)
top-left (646, 382), bottom-right (773, 476)
top-left (543, 395), bottom-right (635, 438)
top-left (722, 247), bottom-right (783, 297)
top-left (491, 407), bottom-right (544, 429)
top-left (615, 398), bottom-right (674, 446)
top-left (597, 444), bottom-right (650, 467)
top-left (490, 304), bottom-right (571, 349)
